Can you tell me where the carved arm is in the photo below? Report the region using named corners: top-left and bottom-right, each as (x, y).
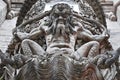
top-left (15, 29), bottom-right (44, 40)
top-left (77, 26), bottom-right (109, 43)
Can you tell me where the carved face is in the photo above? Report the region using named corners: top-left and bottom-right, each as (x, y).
top-left (46, 3), bottom-right (75, 36)
top-left (51, 3), bottom-right (72, 22)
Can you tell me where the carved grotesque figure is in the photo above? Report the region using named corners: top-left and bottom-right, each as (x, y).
top-left (15, 3), bottom-right (108, 60)
top-left (0, 1), bottom-right (120, 80)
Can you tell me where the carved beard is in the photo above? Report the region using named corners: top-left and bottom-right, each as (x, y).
top-left (46, 18), bottom-right (76, 42)
top-left (47, 17), bottom-right (76, 36)
top-left (55, 19), bottom-right (68, 36)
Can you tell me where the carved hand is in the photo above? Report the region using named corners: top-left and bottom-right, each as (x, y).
top-left (95, 35), bottom-right (109, 43)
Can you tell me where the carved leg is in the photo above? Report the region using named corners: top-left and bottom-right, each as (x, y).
top-left (21, 39), bottom-right (45, 56)
top-left (72, 41), bottom-right (100, 60)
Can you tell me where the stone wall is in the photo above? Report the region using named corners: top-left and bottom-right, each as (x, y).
top-left (0, 0), bottom-right (7, 26)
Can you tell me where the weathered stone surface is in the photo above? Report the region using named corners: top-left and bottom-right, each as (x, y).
top-left (0, 17), bottom-right (17, 52)
top-left (0, 0), bottom-right (7, 26)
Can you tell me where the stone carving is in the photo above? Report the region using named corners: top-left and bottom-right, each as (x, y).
top-left (0, 0), bottom-right (120, 80)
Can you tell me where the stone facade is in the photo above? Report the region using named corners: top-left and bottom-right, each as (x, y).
top-left (0, 0), bottom-right (7, 26)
